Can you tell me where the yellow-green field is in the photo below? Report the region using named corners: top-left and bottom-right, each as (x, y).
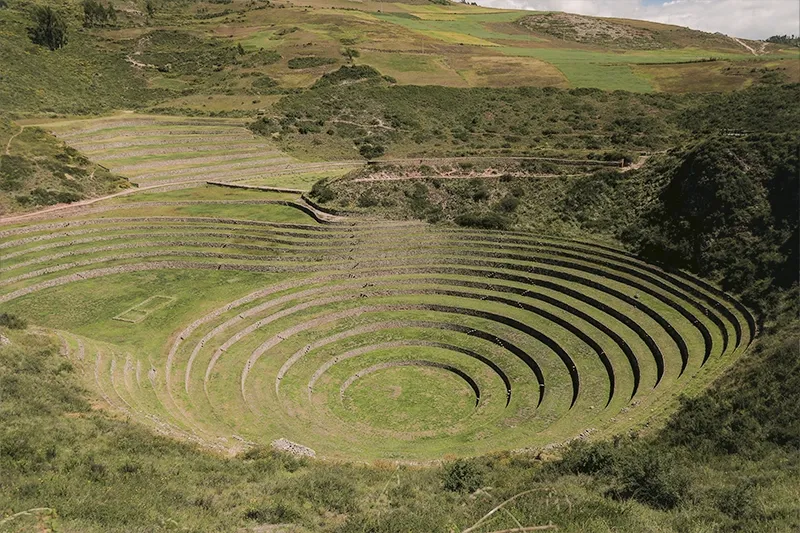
top-left (31, 115), bottom-right (361, 191)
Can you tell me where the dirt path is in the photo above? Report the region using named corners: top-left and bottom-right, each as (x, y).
top-left (371, 156), bottom-right (623, 167)
top-left (730, 36), bottom-right (760, 56)
top-left (5, 124), bottom-right (24, 155)
top-left (352, 173), bottom-right (583, 183)
top-left (0, 181), bottom-right (193, 225)
top-left (620, 154), bottom-right (650, 172)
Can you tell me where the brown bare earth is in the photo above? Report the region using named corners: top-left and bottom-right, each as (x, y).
top-left (517, 12), bottom-right (666, 49)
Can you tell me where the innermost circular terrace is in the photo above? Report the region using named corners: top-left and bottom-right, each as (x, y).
top-left (340, 361), bottom-right (480, 433)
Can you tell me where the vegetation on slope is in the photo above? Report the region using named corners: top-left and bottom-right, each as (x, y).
top-left (626, 134), bottom-right (799, 316)
top-left (252, 83), bottom-right (800, 160)
top-left (0, 115), bottom-right (131, 215)
top-left (1, 0), bottom-right (798, 120)
top-left (1, 3), bottom-right (798, 532)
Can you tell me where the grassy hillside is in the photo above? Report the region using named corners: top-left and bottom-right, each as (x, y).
top-left (1, 1), bottom-right (799, 532)
top-left (252, 81), bottom-right (800, 159)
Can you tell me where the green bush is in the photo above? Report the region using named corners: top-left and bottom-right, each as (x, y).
top-left (310, 180), bottom-right (335, 203)
top-left (28, 5), bottom-right (68, 50)
top-left (0, 313), bottom-right (27, 329)
top-left (357, 190), bottom-right (379, 207)
top-left (442, 459), bottom-right (484, 493)
top-left (83, 0), bottom-right (116, 28)
top-left (497, 193), bottom-right (520, 212)
top-left (0, 155), bottom-right (35, 191)
top-left (454, 211), bottom-right (509, 230)
top-left (557, 440), bottom-right (621, 476)
top-left (468, 179), bottom-right (489, 201)
top-left (17, 187), bottom-right (83, 206)
top-left (312, 65), bottom-right (381, 88)
top-left (359, 143), bottom-right (385, 159)
top-left (252, 76), bottom-right (278, 90)
top-left (609, 449), bottom-right (689, 510)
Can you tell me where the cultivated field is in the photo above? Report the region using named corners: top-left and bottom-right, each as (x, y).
top-left (0, 157), bottom-right (755, 461)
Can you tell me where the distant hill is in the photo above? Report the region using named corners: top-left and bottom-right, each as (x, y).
top-left (1, 0), bottom-right (799, 119)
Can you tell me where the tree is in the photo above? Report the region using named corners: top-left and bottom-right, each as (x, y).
top-left (28, 5), bottom-right (68, 50)
top-left (145, 0), bottom-right (156, 18)
top-left (342, 47), bottom-right (360, 63)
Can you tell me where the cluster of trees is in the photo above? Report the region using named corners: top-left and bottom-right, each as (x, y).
top-left (625, 134), bottom-right (798, 316)
top-left (766, 34), bottom-right (800, 47)
top-left (82, 0), bottom-right (117, 27)
top-left (28, 6), bottom-right (67, 50)
top-left (28, 1), bottom-right (160, 51)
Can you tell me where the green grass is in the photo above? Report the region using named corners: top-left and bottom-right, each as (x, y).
top-left (239, 169), bottom-right (355, 191)
top-left (373, 11), bottom-right (541, 44)
top-left (339, 357), bottom-right (480, 432)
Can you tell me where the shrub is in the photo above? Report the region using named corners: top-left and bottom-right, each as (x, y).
top-left (557, 440), bottom-right (620, 475)
top-left (609, 449), bottom-right (689, 510)
top-left (359, 143), bottom-right (385, 159)
top-left (454, 211), bottom-right (509, 230)
top-left (0, 313), bottom-right (27, 329)
top-left (405, 182), bottom-right (430, 214)
top-left (357, 190), bottom-right (379, 208)
top-left (310, 180), bottom-right (335, 203)
top-left (468, 179), bottom-right (489, 201)
top-left (83, 0), bottom-right (115, 28)
top-left (0, 155), bottom-right (35, 191)
top-left (342, 48), bottom-right (360, 61)
top-left (312, 65), bottom-right (381, 88)
top-left (18, 188), bottom-right (83, 206)
top-left (497, 193), bottom-right (520, 212)
top-left (442, 459), bottom-right (484, 493)
top-left (252, 76), bottom-right (278, 90)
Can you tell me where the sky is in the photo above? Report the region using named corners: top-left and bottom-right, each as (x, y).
top-left (472, 0), bottom-right (800, 40)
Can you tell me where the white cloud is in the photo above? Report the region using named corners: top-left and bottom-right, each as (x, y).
top-left (472, 0), bottom-right (800, 40)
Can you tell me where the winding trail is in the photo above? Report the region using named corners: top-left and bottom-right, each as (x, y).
top-left (5, 124), bottom-right (24, 155)
top-left (730, 36), bottom-right (761, 56)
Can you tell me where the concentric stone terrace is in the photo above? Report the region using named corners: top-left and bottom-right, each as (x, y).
top-left (0, 187), bottom-right (755, 460)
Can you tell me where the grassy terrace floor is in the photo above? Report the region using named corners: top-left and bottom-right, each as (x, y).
top-left (31, 115), bottom-right (361, 192)
top-left (0, 181), bottom-right (754, 461)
